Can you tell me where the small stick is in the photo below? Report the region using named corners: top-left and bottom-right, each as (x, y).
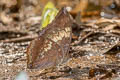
top-left (102, 41), bottom-right (120, 54)
top-left (0, 34), bottom-right (38, 43)
top-left (72, 31), bottom-right (94, 46)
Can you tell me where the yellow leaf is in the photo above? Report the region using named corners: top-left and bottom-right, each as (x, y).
top-left (40, 2), bottom-right (58, 30)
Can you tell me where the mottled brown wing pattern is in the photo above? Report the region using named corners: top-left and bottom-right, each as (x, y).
top-left (27, 7), bottom-right (73, 69)
top-left (27, 37), bottom-right (63, 69)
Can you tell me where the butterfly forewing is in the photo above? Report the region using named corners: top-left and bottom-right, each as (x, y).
top-left (42, 8), bottom-right (72, 61)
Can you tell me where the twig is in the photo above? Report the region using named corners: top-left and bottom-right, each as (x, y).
top-left (0, 34), bottom-right (38, 43)
top-left (72, 31), bottom-right (94, 46)
top-left (102, 41), bottom-right (120, 54)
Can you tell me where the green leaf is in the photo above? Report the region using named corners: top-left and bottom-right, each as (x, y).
top-left (40, 2), bottom-right (58, 30)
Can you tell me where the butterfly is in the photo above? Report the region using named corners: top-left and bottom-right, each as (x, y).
top-left (26, 7), bottom-right (73, 69)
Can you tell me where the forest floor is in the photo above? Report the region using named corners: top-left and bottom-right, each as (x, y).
top-left (1, 0), bottom-right (120, 80)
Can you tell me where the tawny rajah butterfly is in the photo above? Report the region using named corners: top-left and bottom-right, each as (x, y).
top-left (26, 7), bottom-right (73, 69)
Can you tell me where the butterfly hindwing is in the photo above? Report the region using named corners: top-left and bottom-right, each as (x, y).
top-left (27, 37), bottom-right (63, 69)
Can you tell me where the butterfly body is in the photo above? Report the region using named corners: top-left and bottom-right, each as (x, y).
top-left (27, 8), bottom-right (73, 69)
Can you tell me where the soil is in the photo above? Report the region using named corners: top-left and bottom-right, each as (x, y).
top-left (1, 0), bottom-right (120, 80)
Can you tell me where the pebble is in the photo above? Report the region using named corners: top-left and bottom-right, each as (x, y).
top-left (6, 58), bottom-right (14, 63)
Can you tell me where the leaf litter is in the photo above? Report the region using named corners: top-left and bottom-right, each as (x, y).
top-left (0, 0), bottom-right (120, 80)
